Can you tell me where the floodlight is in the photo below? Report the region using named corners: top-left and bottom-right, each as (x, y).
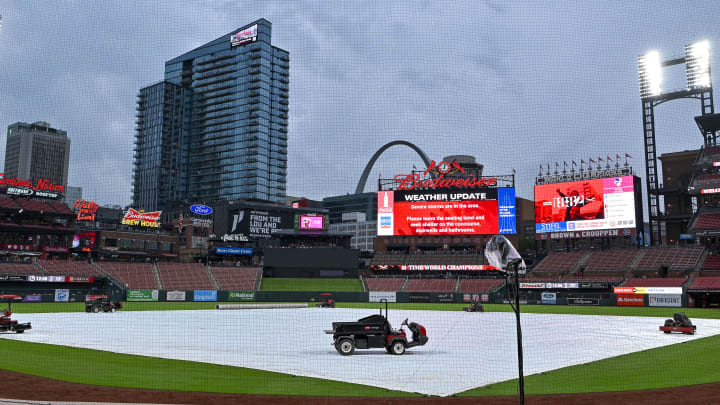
top-left (638, 50), bottom-right (662, 98)
top-left (686, 40), bottom-right (711, 89)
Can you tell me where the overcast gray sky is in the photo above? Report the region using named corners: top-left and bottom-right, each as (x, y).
top-left (1, 1), bottom-right (719, 206)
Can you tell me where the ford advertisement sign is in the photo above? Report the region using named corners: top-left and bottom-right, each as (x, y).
top-left (190, 204), bottom-right (213, 215)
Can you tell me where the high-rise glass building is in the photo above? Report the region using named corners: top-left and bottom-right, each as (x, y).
top-left (4, 121), bottom-right (71, 190)
top-left (133, 19), bottom-right (289, 211)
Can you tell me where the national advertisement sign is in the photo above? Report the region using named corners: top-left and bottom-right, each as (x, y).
top-left (567, 297), bottom-right (600, 306)
top-left (54, 289), bottom-right (69, 302)
top-left (121, 208), bottom-right (162, 228)
top-left (617, 294), bottom-right (645, 307)
top-left (648, 294), bottom-right (682, 307)
top-left (613, 287), bottom-right (683, 295)
top-left (520, 282), bottom-right (546, 289)
top-left (22, 294), bottom-right (42, 303)
top-left (369, 291), bottom-right (397, 303)
top-left (409, 293), bottom-right (430, 303)
top-left (190, 204), bottom-right (213, 215)
top-left (228, 291), bottom-right (256, 301)
top-left (194, 290), bottom-right (217, 302)
top-left (127, 290), bottom-right (159, 302)
top-left (541, 292), bottom-right (557, 305)
top-left (166, 291), bottom-right (186, 301)
top-left (437, 293), bottom-right (455, 303)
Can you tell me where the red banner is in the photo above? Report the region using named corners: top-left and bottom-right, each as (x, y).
top-left (616, 294), bottom-right (644, 306)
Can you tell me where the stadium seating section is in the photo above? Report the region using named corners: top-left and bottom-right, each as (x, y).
top-left (532, 252), bottom-right (586, 272)
top-left (633, 247), bottom-right (703, 273)
top-left (210, 266), bottom-right (260, 291)
top-left (364, 277), bottom-right (406, 291)
top-left (458, 279), bottom-right (504, 293)
top-left (688, 277), bottom-right (720, 291)
top-left (693, 212), bottom-right (720, 230)
top-left (156, 263), bottom-right (215, 290)
top-left (622, 277), bottom-right (688, 287)
top-left (562, 275), bottom-right (624, 283)
top-left (37, 259), bottom-right (103, 276)
top-left (370, 252), bottom-right (407, 265)
top-left (404, 279), bottom-right (456, 292)
top-left (0, 262), bottom-right (44, 275)
top-left (583, 250), bottom-right (639, 272)
top-left (96, 262), bottom-right (159, 289)
top-left (700, 254), bottom-right (720, 276)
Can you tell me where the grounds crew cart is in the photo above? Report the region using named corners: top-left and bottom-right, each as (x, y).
top-left (325, 300), bottom-right (427, 355)
top-left (0, 295), bottom-right (32, 333)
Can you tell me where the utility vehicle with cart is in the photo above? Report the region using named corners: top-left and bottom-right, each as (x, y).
top-left (0, 295), bottom-right (32, 333)
top-left (325, 300), bottom-right (427, 355)
top-left (659, 312), bottom-right (696, 335)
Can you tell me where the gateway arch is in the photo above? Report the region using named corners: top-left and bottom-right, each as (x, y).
top-left (354, 140), bottom-right (432, 194)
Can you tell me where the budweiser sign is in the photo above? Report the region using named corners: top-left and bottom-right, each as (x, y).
top-left (394, 161), bottom-right (496, 191)
top-left (121, 208), bottom-right (162, 228)
top-left (0, 173), bottom-right (64, 192)
top-left (74, 199), bottom-right (100, 221)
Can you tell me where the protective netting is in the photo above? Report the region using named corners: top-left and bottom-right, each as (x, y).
top-left (1, 1), bottom-right (720, 401)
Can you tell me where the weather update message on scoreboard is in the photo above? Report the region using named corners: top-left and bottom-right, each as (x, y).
top-left (534, 176), bottom-right (636, 233)
top-left (377, 187), bottom-right (516, 236)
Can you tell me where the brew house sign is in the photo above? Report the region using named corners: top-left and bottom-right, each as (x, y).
top-left (0, 173), bottom-right (64, 199)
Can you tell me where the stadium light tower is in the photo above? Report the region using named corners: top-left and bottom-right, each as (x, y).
top-left (638, 41), bottom-right (715, 246)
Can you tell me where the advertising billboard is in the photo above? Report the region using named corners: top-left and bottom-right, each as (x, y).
top-left (377, 187), bottom-right (516, 236)
top-left (230, 24), bottom-right (257, 46)
top-left (298, 215), bottom-right (324, 230)
top-left (121, 208), bottom-right (162, 228)
top-left (0, 173), bottom-right (64, 199)
top-left (535, 176), bottom-right (637, 234)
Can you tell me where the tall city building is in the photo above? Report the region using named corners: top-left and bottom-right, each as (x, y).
top-left (65, 186), bottom-right (83, 207)
top-left (4, 121), bottom-right (71, 190)
top-left (133, 19), bottom-right (289, 211)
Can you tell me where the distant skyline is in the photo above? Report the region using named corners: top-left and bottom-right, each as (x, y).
top-left (1, 1), bottom-right (719, 207)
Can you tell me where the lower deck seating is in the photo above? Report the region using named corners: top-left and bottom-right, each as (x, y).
top-left (404, 279), bottom-right (456, 292)
top-left (96, 262), bottom-right (158, 289)
top-left (156, 263), bottom-right (215, 290)
top-left (37, 260), bottom-right (103, 276)
top-left (458, 279), bottom-right (503, 293)
top-left (364, 277), bottom-right (405, 291)
top-left (211, 267), bottom-right (259, 290)
top-left (0, 262), bottom-right (44, 275)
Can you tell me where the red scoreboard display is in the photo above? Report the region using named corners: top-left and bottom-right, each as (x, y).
top-left (377, 187), bottom-right (516, 236)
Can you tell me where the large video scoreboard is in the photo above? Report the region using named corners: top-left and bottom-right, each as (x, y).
top-left (534, 175), bottom-right (642, 239)
top-left (377, 187), bottom-right (516, 236)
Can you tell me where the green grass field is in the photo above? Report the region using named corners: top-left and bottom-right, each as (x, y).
top-left (260, 277), bottom-right (364, 291)
top-left (3, 302), bottom-right (720, 397)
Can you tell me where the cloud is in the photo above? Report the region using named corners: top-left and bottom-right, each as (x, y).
top-left (0, 1), bottom-right (718, 207)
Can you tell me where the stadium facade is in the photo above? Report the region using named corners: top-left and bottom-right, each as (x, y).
top-left (133, 19), bottom-right (289, 211)
top-left (4, 121), bottom-right (71, 192)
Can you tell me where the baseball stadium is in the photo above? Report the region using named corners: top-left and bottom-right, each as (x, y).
top-left (2, 4), bottom-right (720, 405)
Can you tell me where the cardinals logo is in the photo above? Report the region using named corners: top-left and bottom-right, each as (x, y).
top-left (423, 160), bottom-right (466, 177)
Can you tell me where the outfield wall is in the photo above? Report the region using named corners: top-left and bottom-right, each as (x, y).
top-left (0, 279), bottom-right (691, 307)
